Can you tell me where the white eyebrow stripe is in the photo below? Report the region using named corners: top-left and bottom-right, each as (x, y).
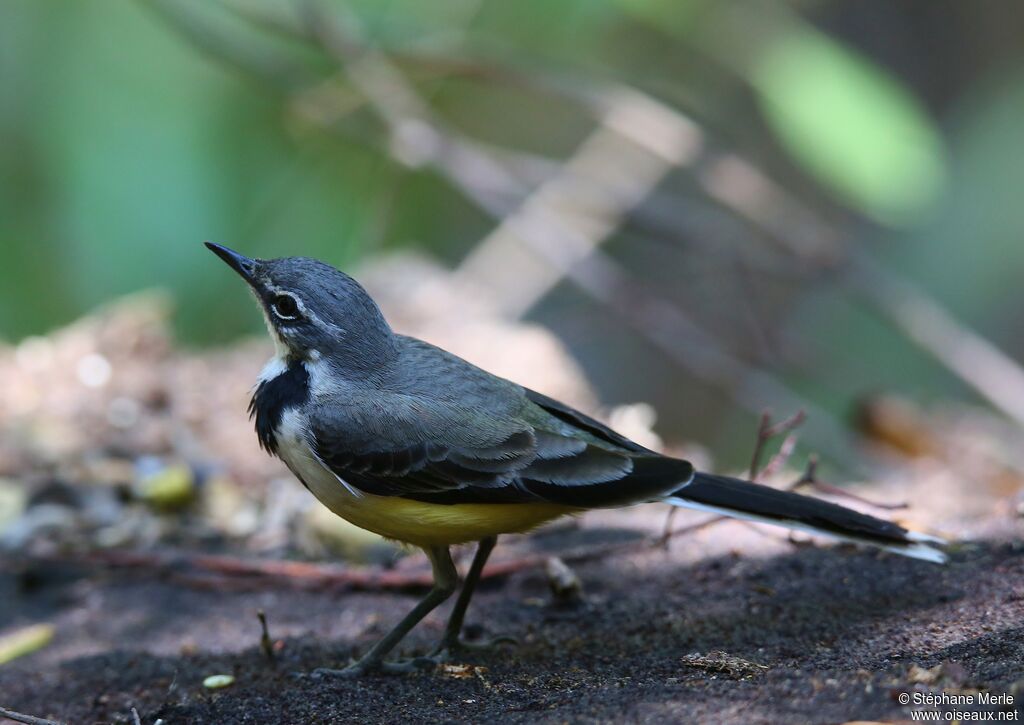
top-left (264, 285), bottom-right (307, 316)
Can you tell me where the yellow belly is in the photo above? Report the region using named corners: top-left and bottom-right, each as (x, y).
top-left (277, 432), bottom-right (578, 546)
top-left (331, 493), bottom-right (579, 547)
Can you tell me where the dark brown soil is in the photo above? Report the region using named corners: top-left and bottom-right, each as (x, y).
top-left (1, 519), bottom-right (1022, 725)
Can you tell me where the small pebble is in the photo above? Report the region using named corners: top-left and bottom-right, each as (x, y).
top-left (545, 556), bottom-right (583, 604)
top-left (203, 674), bottom-right (235, 689)
top-left (134, 463), bottom-right (195, 511)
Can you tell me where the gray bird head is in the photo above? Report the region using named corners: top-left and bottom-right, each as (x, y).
top-left (206, 243), bottom-right (395, 377)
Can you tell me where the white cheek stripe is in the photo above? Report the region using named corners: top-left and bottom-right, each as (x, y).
top-left (257, 355), bottom-right (289, 384)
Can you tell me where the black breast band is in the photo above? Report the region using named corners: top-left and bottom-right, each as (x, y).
top-left (249, 360), bottom-right (311, 455)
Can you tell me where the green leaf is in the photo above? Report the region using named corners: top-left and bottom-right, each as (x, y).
top-left (752, 29), bottom-right (946, 226)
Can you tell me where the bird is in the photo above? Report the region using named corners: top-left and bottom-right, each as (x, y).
top-left (205, 242), bottom-right (947, 677)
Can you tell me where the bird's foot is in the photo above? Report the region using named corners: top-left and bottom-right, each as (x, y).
top-left (301, 633), bottom-right (516, 678)
top-left (428, 632), bottom-right (517, 660)
top-left (306, 656), bottom-right (435, 679)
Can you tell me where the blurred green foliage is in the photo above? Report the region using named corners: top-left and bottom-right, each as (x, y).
top-left (753, 27), bottom-right (946, 224)
top-left (2, 0), bottom-right (1024, 454)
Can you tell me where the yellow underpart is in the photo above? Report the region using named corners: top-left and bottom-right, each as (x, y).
top-left (327, 492), bottom-right (580, 547)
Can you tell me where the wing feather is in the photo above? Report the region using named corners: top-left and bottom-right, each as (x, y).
top-left (307, 388), bottom-right (690, 508)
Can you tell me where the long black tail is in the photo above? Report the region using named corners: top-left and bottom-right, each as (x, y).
top-left (667, 472), bottom-right (946, 563)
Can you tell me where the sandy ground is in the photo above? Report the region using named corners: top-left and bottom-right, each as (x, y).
top-left (1, 511), bottom-right (1022, 725)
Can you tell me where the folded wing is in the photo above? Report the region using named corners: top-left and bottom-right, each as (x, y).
top-left (308, 388), bottom-right (693, 507)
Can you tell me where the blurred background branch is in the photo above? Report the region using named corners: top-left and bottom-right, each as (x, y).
top-left (3, 0), bottom-right (1024, 473)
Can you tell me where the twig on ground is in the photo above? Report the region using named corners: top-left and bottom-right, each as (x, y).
top-left (75, 550), bottom-right (434, 590)
top-left (256, 609), bottom-right (275, 662)
top-left (658, 506), bottom-right (731, 548)
top-left (0, 706), bottom-right (64, 725)
top-left (16, 521), bottom-right (731, 594)
top-left (662, 515), bottom-right (729, 541)
top-left (656, 511), bottom-right (678, 548)
top-left (788, 456), bottom-right (907, 511)
top-left (131, 707), bottom-right (141, 725)
top-left (757, 432), bottom-right (800, 481)
top-left (750, 409), bottom-right (807, 480)
top-left (792, 455), bottom-right (819, 488)
top-left (747, 411), bottom-right (774, 479)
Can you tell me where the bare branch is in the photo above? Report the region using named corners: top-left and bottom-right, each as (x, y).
top-left (0, 706), bottom-right (64, 725)
top-left (143, 0), bottom-right (307, 89)
top-left (748, 409), bottom-right (806, 481)
top-left (788, 455), bottom-right (908, 511)
top-left (758, 432), bottom-right (800, 481)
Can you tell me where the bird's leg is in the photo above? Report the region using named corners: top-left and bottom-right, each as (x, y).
top-left (312, 545), bottom-right (458, 678)
top-left (430, 536), bottom-right (515, 657)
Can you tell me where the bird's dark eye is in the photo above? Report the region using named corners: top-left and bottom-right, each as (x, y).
top-left (271, 294), bottom-right (300, 320)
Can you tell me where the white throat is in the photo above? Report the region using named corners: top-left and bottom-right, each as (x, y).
top-left (257, 351), bottom-right (334, 396)
top-left (258, 354), bottom-right (289, 384)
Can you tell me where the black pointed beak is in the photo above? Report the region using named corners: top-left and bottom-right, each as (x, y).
top-left (205, 242), bottom-right (258, 285)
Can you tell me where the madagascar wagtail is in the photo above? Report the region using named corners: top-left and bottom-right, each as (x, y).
top-left (206, 242), bottom-right (946, 677)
